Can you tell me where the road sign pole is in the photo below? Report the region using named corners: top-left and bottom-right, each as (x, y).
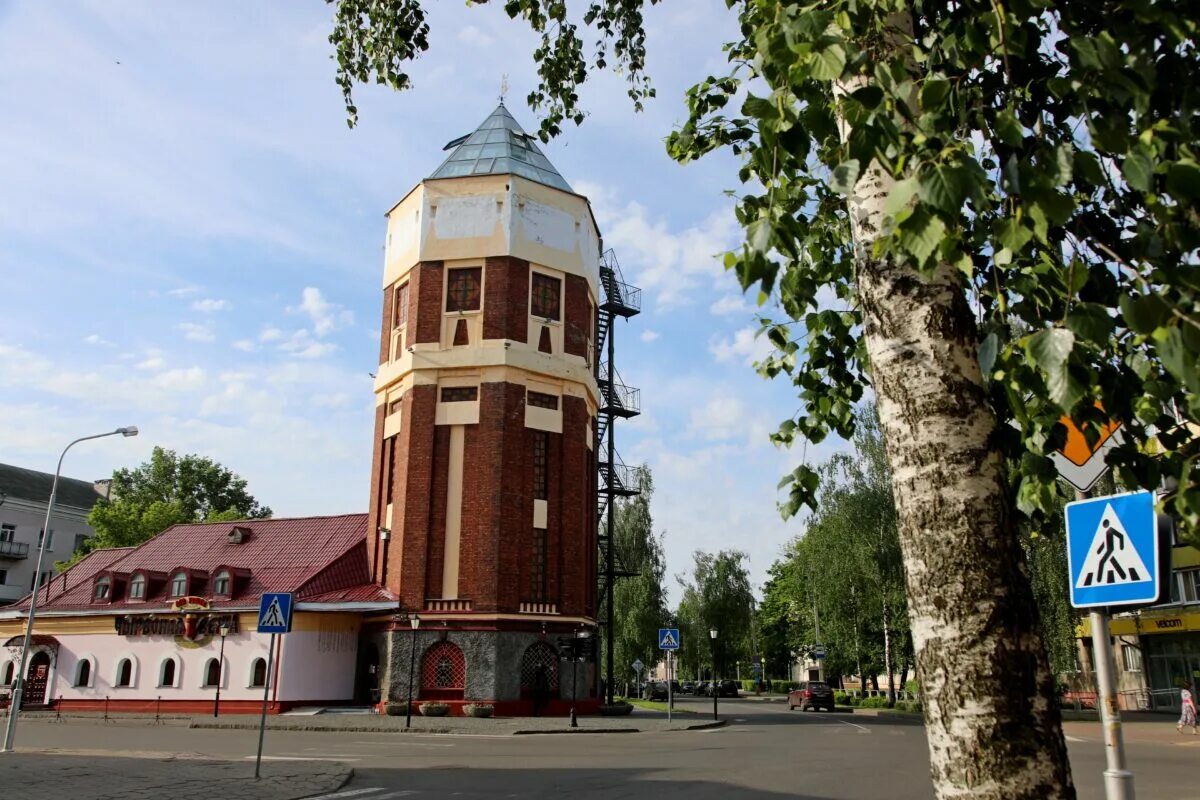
top-left (1090, 609), bottom-right (1134, 800)
top-left (667, 651), bottom-right (672, 724)
top-left (254, 633), bottom-right (276, 780)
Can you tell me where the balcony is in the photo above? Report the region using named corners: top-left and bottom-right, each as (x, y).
top-left (598, 363), bottom-right (641, 418)
top-left (0, 540), bottom-right (29, 560)
top-left (519, 602), bottom-right (559, 615)
top-left (424, 598), bottom-right (473, 612)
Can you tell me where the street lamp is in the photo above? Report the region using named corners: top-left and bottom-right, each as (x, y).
top-left (2, 426), bottom-right (137, 755)
top-left (709, 628), bottom-right (719, 721)
top-left (405, 615), bottom-right (420, 729)
top-left (213, 621), bottom-right (231, 718)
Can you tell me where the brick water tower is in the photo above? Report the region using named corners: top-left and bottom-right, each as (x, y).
top-left (365, 104), bottom-right (622, 714)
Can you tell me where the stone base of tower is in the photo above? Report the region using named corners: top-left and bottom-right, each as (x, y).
top-left (371, 623), bottom-right (600, 717)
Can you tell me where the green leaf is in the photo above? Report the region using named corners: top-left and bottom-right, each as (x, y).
top-left (1066, 303), bottom-right (1114, 344)
top-left (1167, 160), bottom-right (1200, 200)
top-left (919, 79), bottom-right (951, 110)
top-left (1120, 293), bottom-right (1171, 334)
top-left (811, 44), bottom-right (847, 81)
top-left (748, 217), bottom-right (772, 254)
top-left (1027, 327), bottom-right (1074, 376)
top-left (896, 205), bottom-right (947, 267)
top-left (978, 332), bottom-right (999, 377)
top-left (1122, 152), bottom-right (1154, 193)
top-left (995, 217), bottom-right (1032, 252)
top-left (830, 159), bottom-right (861, 196)
top-left (918, 164), bottom-right (971, 215)
top-left (995, 110), bottom-right (1023, 147)
top-left (884, 176), bottom-right (918, 216)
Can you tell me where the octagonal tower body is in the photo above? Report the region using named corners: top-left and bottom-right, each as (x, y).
top-left (366, 105), bottom-right (601, 712)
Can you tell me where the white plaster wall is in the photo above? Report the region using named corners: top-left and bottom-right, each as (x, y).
top-left (276, 628), bottom-right (359, 702)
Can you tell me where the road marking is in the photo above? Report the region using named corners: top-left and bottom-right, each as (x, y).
top-left (243, 755), bottom-right (361, 762)
top-left (806, 713), bottom-right (870, 732)
top-left (304, 790), bottom-right (386, 800)
top-left (1065, 736), bottom-right (1087, 743)
top-left (375, 792), bottom-right (419, 799)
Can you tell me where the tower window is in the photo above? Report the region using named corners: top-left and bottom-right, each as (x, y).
top-left (446, 267), bottom-right (482, 312)
top-left (531, 273), bottom-right (561, 321)
top-left (393, 282), bottom-right (410, 328)
top-left (531, 528), bottom-right (547, 601)
top-left (441, 387), bottom-right (478, 403)
top-left (527, 391), bottom-right (559, 410)
top-left (533, 431), bottom-right (549, 501)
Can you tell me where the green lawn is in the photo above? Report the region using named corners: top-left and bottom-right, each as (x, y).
top-left (619, 697), bottom-right (696, 714)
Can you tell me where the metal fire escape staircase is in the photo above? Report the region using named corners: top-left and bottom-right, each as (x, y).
top-left (595, 249), bottom-right (641, 703)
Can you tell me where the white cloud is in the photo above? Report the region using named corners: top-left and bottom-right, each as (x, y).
top-left (136, 356), bottom-right (165, 371)
top-left (191, 298), bottom-right (231, 312)
top-left (177, 322), bottom-right (215, 343)
top-left (686, 394), bottom-right (749, 442)
top-left (292, 287), bottom-right (352, 337)
top-left (640, 329), bottom-right (660, 343)
top-left (312, 392), bottom-right (353, 409)
top-left (708, 326), bottom-right (772, 365)
top-left (231, 339), bottom-right (256, 352)
top-left (278, 329), bottom-right (338, 359)
top-left (166, 287), bottom-right (199, 297)
top-left (457, 25), bottom-right (493, 46)
top-left (152, 367), bottom-right (207, 392)
top-left (84, 334), bottom-right (115, 347)
top-left (259, 326), bottom-right (284, 342)
top-left (577, 181), bottom-right (739, 309)
top-left (709, 293), bottom-right (753, 317)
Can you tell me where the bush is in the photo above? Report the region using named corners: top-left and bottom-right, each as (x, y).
top-left (419, 702), bottom-right (450, 717)
top-left (893, 700), bottom-right (910, 712)
top-left (740, 680), bottom-right (758, 693)
top-left (834, 692), bottom-right (850, 706)
top-left (384, 701), bottom-right (409, 717)
top-left (599, 702), bottom-right (634, 716)
top-left (462, 703), bottom-right (494, 718)
top-left (859, 696), bottom-right (889, 708)
top-left (769, 680), bottom-right (798, 694)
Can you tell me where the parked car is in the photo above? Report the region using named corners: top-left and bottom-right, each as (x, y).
top-left (695, 681), bottom-right (711, 696)
top-left (680, 681), bottom-right (696, 695)
top-left (788, 681), bottom-right (835, 711)
top-left (716, 679), bottom-right (740, 698)
top-left (647, 681), bottom-right (670, 701)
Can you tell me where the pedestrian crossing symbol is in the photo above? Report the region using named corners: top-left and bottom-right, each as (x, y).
top-left (257, 592), bottom-right (294, 634)
top-left (1066, 491), bottom-right (1160, 609)
top-left (658, 628), bottom-right (680, 650)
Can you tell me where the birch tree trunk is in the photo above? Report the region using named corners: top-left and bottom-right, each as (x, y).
top-left (836, 13), bottom-right (1075, 800)
top-left (882, 597), bottom-right (895, 707)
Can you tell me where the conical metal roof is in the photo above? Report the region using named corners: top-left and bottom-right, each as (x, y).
top-left (428, 103), bottom-right (572, 192)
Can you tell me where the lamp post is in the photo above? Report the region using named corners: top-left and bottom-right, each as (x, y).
top-left (709, 628), bottom-right (718, 721)
top-left (2, 426), bottom-right (137, 755)
top-left (213, 621), bottom-right (230, 718)
top-left (405, 615), bottom-right (420, 728)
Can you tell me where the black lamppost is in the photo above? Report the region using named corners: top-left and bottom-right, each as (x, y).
top-left (709, 628), bottom-right (719, 721)
top-left (405, 615), bottom-right (420, 728)
top-left (213, 621), bottom-right (230, 718)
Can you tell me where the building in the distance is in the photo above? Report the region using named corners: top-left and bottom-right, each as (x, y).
top-left (0, 463), bottom-right (105, 605)
top-left (0, 104), bottom-right (627, 715)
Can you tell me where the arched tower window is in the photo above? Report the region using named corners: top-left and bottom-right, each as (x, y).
top-left (75, 659), bottom-right (92, 687)
top-left (204, 658), bottom-right (221, 688)
top-left (520, 642), bottom-right (560, 695)
top-left (2, 660), bottom-right (14, 686)
top-left (116, 658), bottom-right (133, 687)
top-left (159, 657), bottom-right (178, 688)
top-left (250, 657), bottom-right (268, 688)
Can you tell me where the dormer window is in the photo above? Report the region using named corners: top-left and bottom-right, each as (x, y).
top-left (94, 576), bottom-right (111, 601)
top-left (170, 571), bottom-right (188, 598)
top-left (213, 570), bottom-right (231, 597)
top-left (129, 575), bottom-right (146, 600)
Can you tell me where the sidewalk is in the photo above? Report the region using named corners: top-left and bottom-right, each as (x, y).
top-left (0, 752), bottom-right (350, 800)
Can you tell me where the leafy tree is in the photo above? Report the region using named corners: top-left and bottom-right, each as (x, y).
top-left (676, 549), bottom-right (756, 679)
top-left (329, 2), bottom-right (1200, 795)
top-left (75, 447), bottom-right (270, 562)
top-left (605, 466), bottom-right (669, 693)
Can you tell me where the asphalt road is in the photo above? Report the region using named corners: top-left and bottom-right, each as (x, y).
top-left (9, 697), bottom-right (1200, 799)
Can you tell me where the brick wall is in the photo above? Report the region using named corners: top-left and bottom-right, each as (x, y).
top-left (413, 261), bottom-right (443, 344)
top-left (391, 384), bottom-right (437, 608)
top-left (564, 274), bottom-right (590, 359)
top-left (379, 286), bottom-right (393, 365)
top-left (483, 256), bottom-right (530, 342)
top-left (365, 403), bottom-right (387, 583)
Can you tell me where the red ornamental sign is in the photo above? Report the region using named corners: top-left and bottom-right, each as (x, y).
top-left (113, 596), bottom-right (240, 649)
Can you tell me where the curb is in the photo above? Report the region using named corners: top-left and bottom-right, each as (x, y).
top-left (681, 719), bottom-right (727, 731)
top-left (299, 767), bottom-right (355, 800)
top-left (513, 728), bottom-right (639, 735)
top-left (189, 721), bottom-right (456, 735)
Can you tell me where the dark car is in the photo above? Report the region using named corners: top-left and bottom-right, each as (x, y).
top-left (788, 680), bottom-right (835, 711)
top-left (647, 681), bottom-right (670, 701)
top-left (716, 679), bottom-right (740, 697)
top-left (680, 681), bottom-right (697, 695)
top-left (695, 681), bottom-right (711, 696)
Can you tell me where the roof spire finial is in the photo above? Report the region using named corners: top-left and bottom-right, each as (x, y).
top-left (499, 74), bottom-right (509, 105)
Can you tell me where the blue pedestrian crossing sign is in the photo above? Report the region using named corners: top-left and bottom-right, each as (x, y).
top-left (257, 592), bottom-right (294, 634)
top-left (658, 628), bottom-right (680, 650)
top-left (1066, 491), bottom-right (1160, 609)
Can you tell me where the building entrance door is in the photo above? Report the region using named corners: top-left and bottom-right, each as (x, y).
top-left (1144, 633), bottom-right (1200, 712)
top-left (23, 651), bottom-right (50, 707)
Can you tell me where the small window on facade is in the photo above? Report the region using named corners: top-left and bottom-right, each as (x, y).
top-left (38, 529), bottom-right (53, 550)
top-left (0, 569), bottom-right (7, 586)
top-left (129, 575), bottom-right (146, 600)
top-left (446, 267), bottom-right (482, 312)
top-left (170, 572), bottom-right (188, 598)
top-left (440, 387), bottom-right (479, 403)
top-left (251, 657), bottom-right (268, 688)
top-left (2, 660), bottom-right (14, 686)
top-left (393, 282), bottom-right (410, 329)
top-left (74, 534), bottom-right (89, 553)
top-left (160, 658), bottom-right (177, 688)
top-left (213, 570), bottom-right (231, 597)
top-left (0, 523), bottom-right (14, 542)
top-left (531, 273), bottom-right (561, 320)
top-left (527, 391), bottom-right (559, 410)
top-left (1121, 645), bottom-right (1143, 673)
top-left (533, 431), bottom-right (549, 501)
top-left (117, 659), bottom-right (133, 687)
top-left (76, 659), bottom-right (92, 687)
top-left (94, 577), bottom-right (111, 601)
top-left (388, 398), bottom-right (403, 416)
top-left (204, 658), bottom-right (221, 688)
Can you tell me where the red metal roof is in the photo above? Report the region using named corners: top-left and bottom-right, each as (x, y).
top-left (11, 514), bottom-right (372, 613)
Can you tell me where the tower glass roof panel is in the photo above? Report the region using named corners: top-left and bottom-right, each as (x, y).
top-left (429, 104), bottom-right (572, 193)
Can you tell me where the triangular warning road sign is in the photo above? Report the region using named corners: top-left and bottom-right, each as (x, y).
top-left (660, 631), bottom-right (678, 648)
top-left (1074, 503), bottom-right (1151, 589)
top-left (260, 597), bottom-right (286, 628)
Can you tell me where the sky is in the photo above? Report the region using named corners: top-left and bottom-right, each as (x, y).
top-left (0, 2), bottom-right (846, 604)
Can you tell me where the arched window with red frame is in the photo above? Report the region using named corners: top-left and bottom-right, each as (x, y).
top-left (419, 641), bottom-right (466, 700)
